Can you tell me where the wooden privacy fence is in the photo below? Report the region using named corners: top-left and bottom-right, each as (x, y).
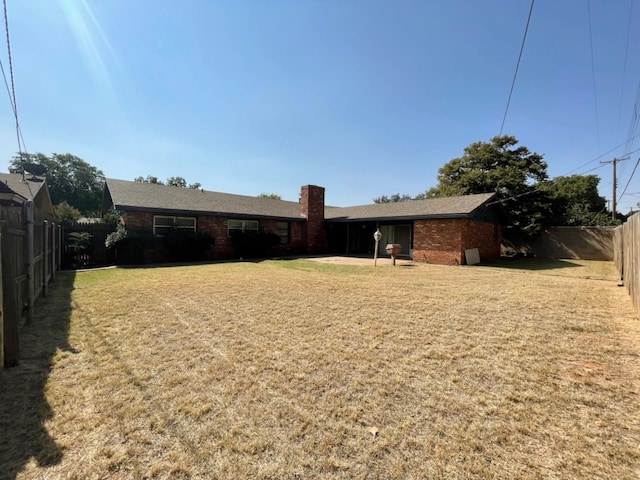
top-left (1, 201), bottom-right (61, 368)
top-left (614, 213), bottom-right (640, 317)
top-left (62, 222), bottom-right (113, 269)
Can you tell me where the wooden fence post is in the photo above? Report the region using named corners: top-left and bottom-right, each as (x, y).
top-left (51, 222), bottom-right (56, 281)
top-left (25, 200), bottom-right (34, 324)
top-left (43, 220), bottom-right (49, 297)
top-left (58, 224), bottom-right (62, 272)
top-left (1, 219), bottom-right (20, 367)
top-left (0, 228), bottom-right (3, 369)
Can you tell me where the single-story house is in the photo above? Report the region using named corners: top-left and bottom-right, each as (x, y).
top-left (102, 178), bottom-right (504, 265)
top-left (0, 172), bottom-right (55, 217)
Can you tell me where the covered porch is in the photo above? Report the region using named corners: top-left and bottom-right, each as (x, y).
top-left (326, 221), bottom-right (413, 258)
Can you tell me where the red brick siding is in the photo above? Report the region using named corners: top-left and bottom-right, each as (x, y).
top-left (198, 216), bottom-right (235, 257)
top-left (123, 210), bottom-right (306, 259)
top-left (413, 218), bottom-right (465, 265)
top-left (300, 185), bottom-right (327, 253)
top-left (461, 220), bottom-right (501, 261)
top-left (412, 218), bottom-right (501, 265)
top-left (123, 211), bottom-right (154, 230)
top-left (260, 219), bottom-right (307, 254)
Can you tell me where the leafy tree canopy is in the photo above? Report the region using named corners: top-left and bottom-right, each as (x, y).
top-left (135, 175), bottom-right (201, 189)
top-left (54, 201), bottom-right (82, 223)
top-left (430, 135), bottom-right (548, 197)
top-left (373, 193), bottom-right (414, 204)
top-left (374, 136), bottom-right (618, 239)
top-left (9, 152), bottom-right (105, 215)
top-left (134, 175), bottom-right (163, 184)
top-left (258, 193), bottom-right (282, 200)
top-left (541, 175), bottom-right (617, 226)
top-left (424, 135), bottom-right (550, 242)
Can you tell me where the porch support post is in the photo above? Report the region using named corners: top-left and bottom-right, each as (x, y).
top-left (345, 223), bottom-right (350, 255)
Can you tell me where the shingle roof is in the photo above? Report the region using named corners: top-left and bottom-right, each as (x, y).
top-left (105, 178), bottom-right (305, 220)
top-left (105, 178), bottom-right (499, 222)
top-left (324, 192), bottom-right (498, 221)
top-left (0, 173), bottom-right (47, 200)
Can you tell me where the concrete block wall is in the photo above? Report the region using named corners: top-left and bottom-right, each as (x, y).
top-left (533, 227), bottom-right (614, 260)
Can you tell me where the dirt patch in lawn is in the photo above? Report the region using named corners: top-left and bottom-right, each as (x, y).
top-left (305, 255), bottom-right (415, 267)
top-left (2, 259), bottom-right (639, 479)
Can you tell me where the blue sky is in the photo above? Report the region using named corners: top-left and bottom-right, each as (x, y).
top-left (1, 0), bottom-right (640, 212)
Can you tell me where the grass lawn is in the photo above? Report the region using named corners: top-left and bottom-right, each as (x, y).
top-left (1, 259), bottom-right (640, 479)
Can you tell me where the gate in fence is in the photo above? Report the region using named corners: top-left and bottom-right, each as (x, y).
top-left (61, 222), bottom-right (113, 269)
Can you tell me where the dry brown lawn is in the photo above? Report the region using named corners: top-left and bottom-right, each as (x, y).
top-left (2, 258), bottom-right (640, 479)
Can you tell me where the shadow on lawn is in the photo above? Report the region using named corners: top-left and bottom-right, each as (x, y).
top-left (484, 257), bottom-right (582, 271)
top-left (0, 271), bottom-right (76, 479)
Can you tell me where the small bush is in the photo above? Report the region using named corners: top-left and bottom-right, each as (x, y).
top-left (230, 230), bottom-right (280, 259)
top-left (110, 230), bottom-right (157, 265)
top-left (164, 230), bottom-right (215, 262)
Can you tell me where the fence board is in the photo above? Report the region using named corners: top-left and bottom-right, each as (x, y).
top-left (1, 205), bottom-right (25, 367)
top-left (62, 222), bottom-right (113, 268)
top-left (0, 202), bottom-right (60, 368)
top-left (614, 213), bottom-right (640, 317)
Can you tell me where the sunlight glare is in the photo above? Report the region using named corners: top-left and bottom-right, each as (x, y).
top-left (58, 0), bottom-right (119, 94)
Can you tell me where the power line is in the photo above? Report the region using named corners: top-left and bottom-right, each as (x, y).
top-left (499, 0), bottom-right (535, 136)
top-left (601, 156), bottom-right (629, 219)
top-left (618, 156), bottom-right (640, 205)
top-left (617, 0), bottom-right (635, 137)
top-left (3, 0), bottom-right (23, 155)
top-left (563, 130), bottom-right (640, 175)
top-left (624, 80), bottom-right (640, 155)
top-left (0, 56), bottom-right (26, 152)
top-left (587, 0), bottom-right (601, 153)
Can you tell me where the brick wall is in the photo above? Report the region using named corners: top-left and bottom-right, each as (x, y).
top-left (413, 218), bottom-right (501, 265)
top-left (413, 218), bottom-right (464, 265)
top-left (461, 220), bottom-right (501, 262)
top-left (198, 215), bottom-right (235, 257)
top-left (300, 185), bottom-right (327, 253)
top-left (123, 210), bottom-right (153, 230)
top-left (124, 210), bottom-right (307, 259)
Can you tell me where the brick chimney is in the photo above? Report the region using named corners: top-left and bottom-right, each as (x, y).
top-left (300, 185), bottom-right (326, 254)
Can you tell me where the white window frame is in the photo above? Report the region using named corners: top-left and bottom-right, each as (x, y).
top-left (228, 219), bottom-right (259, 237)
top-left (153, 215), bottom-right (196, 237)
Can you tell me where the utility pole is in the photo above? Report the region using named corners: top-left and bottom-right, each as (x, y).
top-left (601, 156), bottom-right (629, 220)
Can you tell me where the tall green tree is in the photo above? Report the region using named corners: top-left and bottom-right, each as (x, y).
top-left (372, 193), bottom-right (414, 203)
top-left (428, 135), bottom-right (549, 242)
top-left (135, 175), bottom-right (201, 189)
top-left (258, 193), bottom-right (282, 200)
top-left (541, 174), bottom-right (616, 226)
top-left (9, 152), bottom-right (105, 215)
top-left (134, 175), bottom-right (163, 185)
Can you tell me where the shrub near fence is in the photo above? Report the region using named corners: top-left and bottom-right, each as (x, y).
top-left (614, 213), bottom-right (640, 316)
top-left (62, 222), bottom-right (114, 268)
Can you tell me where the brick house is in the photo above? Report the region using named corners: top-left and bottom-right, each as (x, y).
top-left (102, 178), bottom-right (503, 265)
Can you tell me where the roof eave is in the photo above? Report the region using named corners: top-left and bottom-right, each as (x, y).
top-left (117, 205), bottom-right (305, 221)
top-left (326, 213), bottom-right (472, 223)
